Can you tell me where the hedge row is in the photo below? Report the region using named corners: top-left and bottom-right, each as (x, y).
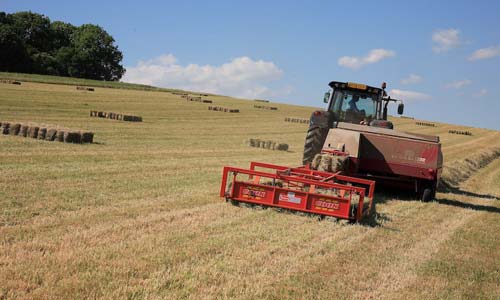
top-left (284, 117), bottom-right (309, 124)
top-left (208, 106), bottom-right (239, 113)
top-left (0, 79), bottom-right (21, 85)
top-left (254, 104), bottom-right (278, 110)
top-left (248, 138), bottom-right (289, 151)
top-left (449, 130), bottom-right (472, 136)
top-left (90, 111), bottom-right (143, 122)
top-left (415, 121), bottom-right (435, 127)
top-left (76, 86), bottom-right (94, 91)
top-left (0, 121), bottom-right (93, 143)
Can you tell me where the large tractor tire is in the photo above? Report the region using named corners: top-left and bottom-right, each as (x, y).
top-left (302, 126), bottom-right (329, 165)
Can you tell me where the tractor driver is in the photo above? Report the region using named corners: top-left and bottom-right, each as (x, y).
top-left (348, 95), bottom-right (360, 112)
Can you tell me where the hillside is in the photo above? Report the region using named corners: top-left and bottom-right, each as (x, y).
top-left (1, 76), bottom-right (499, 300)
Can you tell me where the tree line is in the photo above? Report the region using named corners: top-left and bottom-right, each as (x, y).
top-left (0, 11), bottom-right (125, 81)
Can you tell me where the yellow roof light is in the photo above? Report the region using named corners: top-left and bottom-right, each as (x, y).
top-left (347, 82), bottom-right (367, 90)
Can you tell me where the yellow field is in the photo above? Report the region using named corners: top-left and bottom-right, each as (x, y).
top-left (1, 79), bottom-right (499, 300)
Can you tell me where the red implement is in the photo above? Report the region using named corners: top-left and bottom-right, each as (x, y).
top-left (220, 162), bottom-right (375, 222)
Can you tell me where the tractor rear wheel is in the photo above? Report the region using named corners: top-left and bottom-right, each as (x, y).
top-left (302, 126), bottom-right (328, 165)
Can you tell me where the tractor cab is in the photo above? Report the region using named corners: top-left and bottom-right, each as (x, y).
top-left (323, 81), bottom-right (404, 129)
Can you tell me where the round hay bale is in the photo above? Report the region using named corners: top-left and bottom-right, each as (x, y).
top-left (37, 128), bottom-right (47, 139)
top-left (28, 126), bottom-right (39, 138)
top-left (249, 138), bottom-right (256, 147)
top-left (19, 125), bottom-right (29, 137)
top-left (64, 131), bottom-right (82, 143)
top-left (1, 122), bottom-right (10, 134)
top-left (81, 131), bottom-right (94, 143)
top-left (45, 128), bottom-right (57, 141)
top-left (55, 130), bottom-right (65, 142)
top-left (264, 140), bottom-right (272, 149)
top-left (276, 143), bottom-right (289, 151)
top-left (9, 123), bottom-right (21, 135)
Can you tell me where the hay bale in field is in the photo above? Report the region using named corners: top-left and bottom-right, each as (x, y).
top-left (87, 87), bottom-right (94, 92)
top-left (9, 123), bottom-right (21, 135)
top-left (12, 81), bottom-right (21, 85)
top-left (203, 100), bottom-right (212, 103)
top-left (19, 125), bottom-right (29, 137)
top-left (264, 140), bottom-right (272, 149)
top-left (249, 138), bottom-right (256, 147)
top-left (276, 143), bottom-right (289, 151)
top-left (1, 122), bottom-right (10, 134)
top-left (55, 130), bottom-right (65, 142)
top-left (37, 128), bottom-right (47, 139)
top-left (28, 126), bottom-right (39, 138)
top-left (64, 131), bottom-right (82, 143)
top-left (45, 129), bottom-right (57, 141)
top-left (97, 111), bottom-right (104, 117)
top-left (80, 131), bottom-right (94, 143)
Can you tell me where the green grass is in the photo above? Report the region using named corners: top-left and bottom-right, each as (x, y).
top-left (0, 77), bottom-right (499, 300)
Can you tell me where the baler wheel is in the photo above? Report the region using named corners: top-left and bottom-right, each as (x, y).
top-left (420, 180), bottom-right (437, 202)
top-left (303, 126), bottom-right (328, 165)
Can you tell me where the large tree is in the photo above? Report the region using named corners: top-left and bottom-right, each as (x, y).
top-left (0, 11), bottom-right (125, 80)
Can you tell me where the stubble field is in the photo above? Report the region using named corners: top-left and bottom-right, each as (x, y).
top-left (1, 75), bottom-right (499, 300)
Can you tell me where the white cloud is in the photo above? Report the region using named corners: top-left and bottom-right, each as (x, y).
top-left (122, 54), bottom-right (289, 99)
top-left (400, 74), bottom-right (422, 85)
top-left (474, 89), bottom-right (487, 97)
top-left (468, 46), bottom-right (500, 61)
top-left (389, 89), bottom-right (431, 103)
top-left (444, 79), bottom-right (472, 89)
top-left (432, 29), bottom-right (461, 53)
top-left (338, 49), bottom-right (395, 70)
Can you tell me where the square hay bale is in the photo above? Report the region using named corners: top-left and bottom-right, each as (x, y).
top-left (9, 123), bottom-right (21, 135)
top-left (28, 126), bottom-right (39, 138)
top-left (55, 130), bottom-right (65, 142)
top-left (1, 122), bottom-right (10, 134)
top-left (276, 143), bottom-right (289, 151)
top-left (19, 125), bottom-right (29, 137)
top-left (64, 131), bottom-right (82, 143)
top-left (37, 128), bottom-right (47, 139)
top-left (81, 131), bottom-right (94, 143)
top-left (86, 87), bottom-right (94, 92)
top-left (45, 129), bottom-right (57, 141)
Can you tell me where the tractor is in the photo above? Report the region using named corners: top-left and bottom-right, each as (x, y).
top-left (303, 81), bottom-right (442, 202)
top-left (219, 81), bottom-right (442, 222)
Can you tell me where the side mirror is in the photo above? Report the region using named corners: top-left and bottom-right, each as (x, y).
top-left (323, 92), bottom-right (331, 103)
top-left (397, 103), bottom-right (404, 115)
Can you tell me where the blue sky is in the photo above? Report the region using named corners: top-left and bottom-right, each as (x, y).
top-left (3, 0), bottom-right (500, 129)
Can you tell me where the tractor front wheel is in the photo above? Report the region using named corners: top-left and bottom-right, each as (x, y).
top-left (302, 126), bottom-right (329, 165)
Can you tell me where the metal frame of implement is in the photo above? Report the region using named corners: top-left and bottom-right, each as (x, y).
top-left (220, 162), bottom-right (375, 222)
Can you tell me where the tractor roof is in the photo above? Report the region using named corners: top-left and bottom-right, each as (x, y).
top-left (328, 81), bottom-right (383, 94)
